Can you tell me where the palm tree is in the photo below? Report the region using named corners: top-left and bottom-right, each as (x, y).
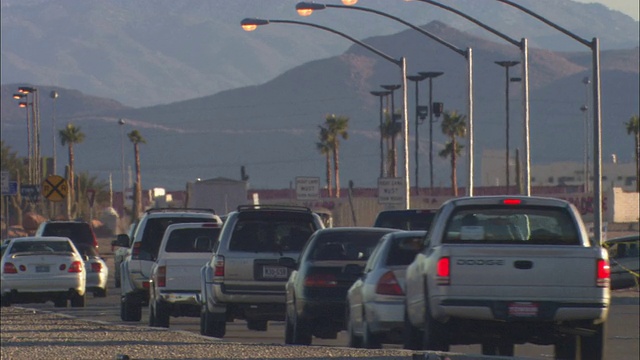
top-left (325, 114), bottom-right (349, 198)
top-left (59, 123), bottom-right (85, 218)
top-left (625, 115), bottom-right (639, 192)
top-left (75, 171), bottom-right (110, 219)
top-left (380, 111), bottom-right (402, 177)
top-left (1, 141), bottom-right (28, 224)
top-left (128, 130), bottom-right (146, 220)
top-left (438, 110), bottom-right (467, 196)
top-left (316, 125), bottom-right (333, 197)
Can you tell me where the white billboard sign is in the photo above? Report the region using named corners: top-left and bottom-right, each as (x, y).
top-left (378, 177), bottom-right (404, 204)
top-left (296, 177), bottom-right (320, 200)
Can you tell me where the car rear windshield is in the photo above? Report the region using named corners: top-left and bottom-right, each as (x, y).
top-left (139, 217), bottom-right (216, 258)
top-left (310, 230), bottom-right (394, 261)
top-left (385, 235), bottom-right (423, 266)
top-left (165, 227), bottom-right (221, 253)
top-left (229, 212), bottom-right (317, 253)
top-left (41, 223), bottom-right (94, 245)
top-left (443, 206), bottom-right (580, 245)
top-left (11, 240), bottom-right (74, 254)
top-left (374, 210), bottom-right (435, 230)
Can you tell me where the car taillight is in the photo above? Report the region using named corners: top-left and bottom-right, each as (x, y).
top-left (68, 261), bottom-right (83, 273)
top-left (91, 262), bottom-right (102, 273)
top-left (436, 257), bottom-right (450, 285)
top-left (304, 273), bottom-right (338, 287)
top-left (3, 262), bottom-right (18, 274)
top-left (132, 242), bottom-right (142, 259)
top-left (214, 256), bottom-right (225, 277)
top-left (157, 266), bottom-right (166, 287)
top-left (376, 271), bottom-right (404, 296)
top-left (596, 259), bottom-right (610, 287)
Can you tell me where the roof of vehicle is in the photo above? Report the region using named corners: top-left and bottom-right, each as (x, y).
top-left (236, 204), bottom-right (313, 213)
top-left (9, 236), bottom-right (73, 243)
top-left (444, 195), bottom-right (573, 208)
top-left (313, 226), bottom-right (399, 234)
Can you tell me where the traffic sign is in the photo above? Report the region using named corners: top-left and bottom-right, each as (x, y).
top-left (41, 175), bottom-right (68, 202)
top-left (20, 185), bottom-right (40, 203)
top-left (295, 177), bottom-right (320, 200)
top-left (377, 178), bottom-right (404, 204)
top-left (2, 181), bottom-right (18, 196)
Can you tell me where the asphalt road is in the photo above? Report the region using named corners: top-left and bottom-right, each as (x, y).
top-left (10, 238), bottom-right (638, 360)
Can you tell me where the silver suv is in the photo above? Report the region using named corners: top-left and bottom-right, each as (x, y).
top-left (200, 205), bottom-right (324, 338)
top-left (115, 208), bottom-right (222, 321)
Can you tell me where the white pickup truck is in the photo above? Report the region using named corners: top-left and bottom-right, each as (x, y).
top-left (148, 222), bottom-right (222, 328)
top-left (404, 196), bottom-right (610, 359)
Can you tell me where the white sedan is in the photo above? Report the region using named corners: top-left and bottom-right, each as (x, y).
top-left (1, 236), bottom-right (86, 308)
top-left (346, 230), bottom-right (425, 348)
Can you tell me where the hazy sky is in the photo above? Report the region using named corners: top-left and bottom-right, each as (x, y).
top-left (574, 0), bottom-right (639, 20)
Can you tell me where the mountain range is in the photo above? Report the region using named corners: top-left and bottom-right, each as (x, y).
top-left (1, 0), bottom-right (638, 191)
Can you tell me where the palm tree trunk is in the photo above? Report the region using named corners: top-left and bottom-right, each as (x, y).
top-left (391, 135), bottom-right (397, 177)
top-left (333, 145), bottom-right (340, 198)
top-left (325, 153), bottom-right (332, 197)
top-left (68, 144), bottom-right (74, 218)
top-left (134, 143), bottom-right (142, 220)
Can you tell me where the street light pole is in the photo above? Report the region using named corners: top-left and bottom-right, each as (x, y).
top-left (493, 0), bottom-right (604, 244)
top-left (407, 74), bottom-right (427, 194)
top-left (581, 76), bottom-right (591, 194)
top-left (381, 84), bottom-right (402, 178)
top-left (118, 118), bottom-right (126, 218)
top-left (50, 90), bottom-right (59, 176)
top-left (419, 72), bottom-right (444, 194)
top-left (242, 17), bottom-right (410, 208)
top-left (370, 90), bottom-right (391, 178)
top-left (495, 60), bottom-right (519, 194)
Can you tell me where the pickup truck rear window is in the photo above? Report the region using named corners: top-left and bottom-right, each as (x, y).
top-left (165, 227), bottom-right (222, 253)
top-left (443, 206), bottom-right (580, 245)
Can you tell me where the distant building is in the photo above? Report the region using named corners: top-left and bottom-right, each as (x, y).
top-left (481, 149), bottom-right (637, 192)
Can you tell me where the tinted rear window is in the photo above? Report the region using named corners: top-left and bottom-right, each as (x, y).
top-left (229, 215), bottom-right (316, 253)
top-left (310, 230), bottom-right (394, 261)
top-left (165, 227), bottom-right (221, 253)
top-left (374, 211), bottom-right (435, 230)
top-left (140, 217), bottom-right (215, 258)
top-left (443, 206), bottom-right (580, 245)
top-left (41, 223), bottom-right (94, 245)
top-left (11, 240), bottom-right (74, 254)
top-left (385, 235), bottom-right (423, 266)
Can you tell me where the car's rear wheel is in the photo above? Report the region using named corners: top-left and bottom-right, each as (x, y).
top-left (422, 294), bottom-right (449, 352)
top-left (94, 288), bottom-right (107, 298)
top-left (150, 300), bottom-right (170, 328)
top-left (114, 270), bottom-right (121, 288)
top-left (579, 323), bottom-right (606, 360)
top-left (346, 307), bottom-right (362, 348)
top-left (53, 296), bottom-right (67, 308)
top-left (200, 304), bottom-right (226, 338)
top-left (121, 294), bottom-right (142, 321)
top-left (403, 308), bottom-right (422, 350)
top-left (362, 318), bottom-right (381, 349)
top-left (246, 320), bottom-right (267, 331)
top-left (1, 294), bottom-right (11, 307)
top-left (481, 341), bottom-right (514, 356)
top-left (555, 335), bottom-right (577, 360)
top-left (70, 292), bottom-right (85, 308)
top-left (290, 305), bottom-right (312, 345)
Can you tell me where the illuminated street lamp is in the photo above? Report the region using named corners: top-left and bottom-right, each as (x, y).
top-left (241, 17), bottom-right (411, 208)
top-left (370, 90), bottom-right (391, 178)
top-left (495, 60), bottom-right (520, 194)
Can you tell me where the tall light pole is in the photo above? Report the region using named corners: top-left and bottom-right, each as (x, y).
top-left (370, 90), bottom-right (391, 178)
top-left (381, 84), bottom-right (402, 178)
top-left (19, 87), bottom-right (40, 185)
top-left (493, 0), bottom-right (604, 244)
top-left (407, 74), bottom-right (427, 194)
top-left (241, 17), bottom-right (410, 209)
top-left (419, 71), bottom-right (444, 194)
top-left (118, 118), bottom-right (126, 217)
top-left (495, 60), bottom-right (519, 194)
top-left (297, 1), bottom-right (475, 196)
top-left (581, 76), bottom-right (591, 194)
top-left (50, 90), bottom-right (59, 176)
top-left (13, 93), bottom-right (31, 183)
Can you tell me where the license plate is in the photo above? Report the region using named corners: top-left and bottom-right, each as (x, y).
top-left (262, 266), bottom-right (288, 279)
top-left (35, 265), bottom-right (50, 273)
top-left (508, 302), bottom-right (538, 317)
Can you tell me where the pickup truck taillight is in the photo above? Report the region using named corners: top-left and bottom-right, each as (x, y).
top-left (157, 266), bottom-right (166, 287)
top-left (437, 257), bottom-right (451, 285)
top-left (214, 256), bottom-right (225, 277)
top-left (596, 259), bottom-right (610, 287)
top-left (90, 262), bottom-right (102, 273)
top-left (3, 262), bottom-right (18, 274)
top-left (376, 271), bottom-right (404, 296)
top-left (304, 273), bottom-right (337, 287)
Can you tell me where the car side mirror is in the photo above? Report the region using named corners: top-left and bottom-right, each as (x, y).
top-left (113, 234), bottom-right (131, 248)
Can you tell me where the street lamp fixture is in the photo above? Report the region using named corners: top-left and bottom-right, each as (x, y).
top-left (495, 60), bottom-right (520, 194)
top-left (370, 90), bottom-right (392, 178)
top-left (241, 17), bottom-right (410, 208)
top-left (13, 93), bottom-right (26, 100)
top-left (419, 71), bottom-right (444, 194)
top-left (407, 74), bottom-right (428, 194)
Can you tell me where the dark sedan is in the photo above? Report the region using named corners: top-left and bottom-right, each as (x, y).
top-left (282, 227), bottom-right (399, 345)
top-left (604, 234), bottom-right (639, 290)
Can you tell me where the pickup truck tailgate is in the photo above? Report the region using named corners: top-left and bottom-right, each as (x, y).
top-left (448, 245), bottom-right (602, 288)
top-left (161, 254), bottom-right (211, 291)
